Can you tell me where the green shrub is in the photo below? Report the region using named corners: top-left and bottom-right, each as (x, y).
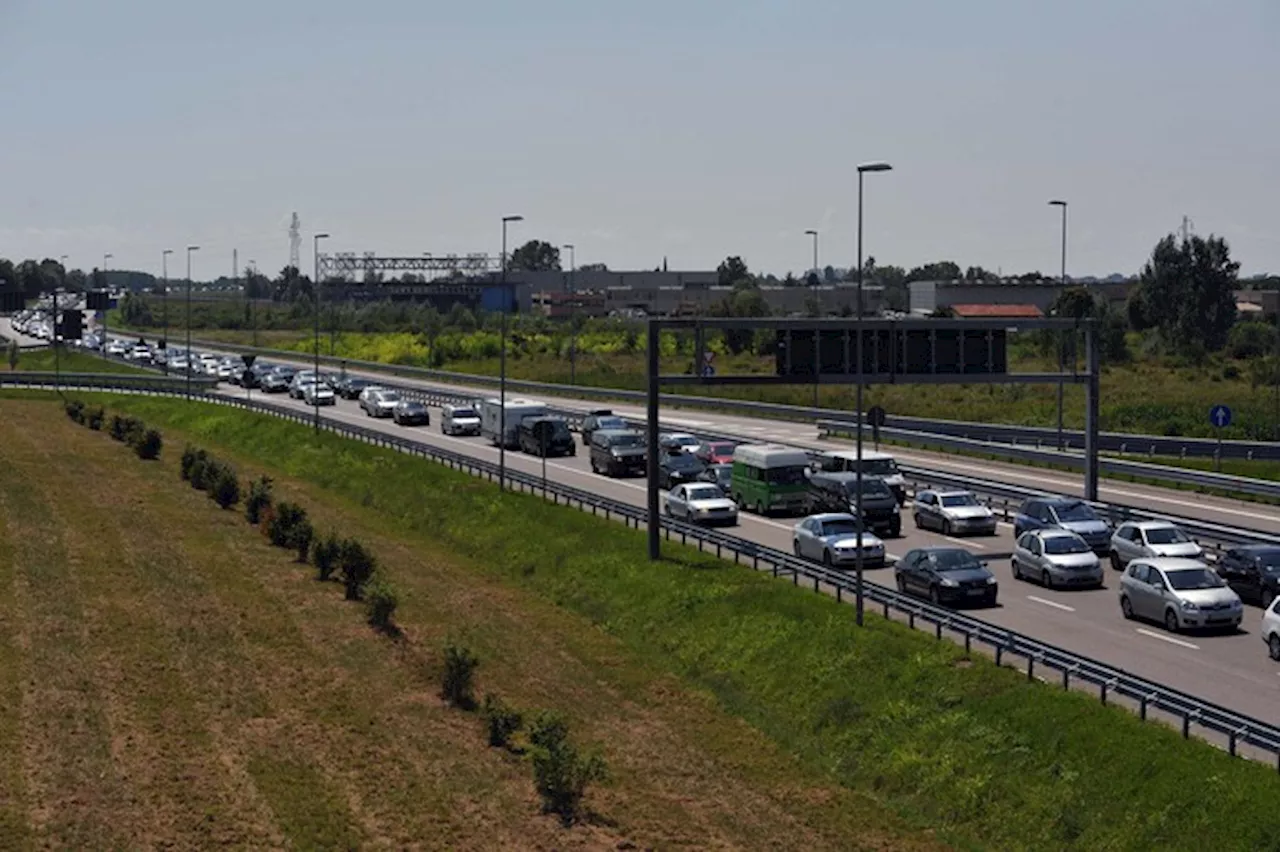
top-left (338, 537), bottom-right (377, 600)
top-left (85, 406), bottom-right (105, 431)
top-left (312, 531), bottom-right (341, 582)
top-left (196, 457), bottom-right (228, 494)
top-left (180, 444), bottom-right (200, 481)
top-left (293, 518), bottom-right (314, 563)
top-left (133, 428), bottom-right (163, 460)
top-left (440, 643), bottom-right (479, 710)
top-left (123, 418), bottom-right (147, 448)
top-left (212, 467), bottom-right (241, 509)
top-left (527, 711), bottom-right (607, 825)
top-left (363, 576), bottom-right (399, 630)
top-left (64, 399), bottom-right (85, 423)
top-left (244, 475), bottom-right (273, 525)
top-left (481, 694), bottom-right (523, 748)
top-left (267, 500), bottom-right (310, 555)
top-left (108, 413), bottom-right (142, 442)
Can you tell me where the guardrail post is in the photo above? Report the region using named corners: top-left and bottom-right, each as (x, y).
top-left (1027, 655), bottom-right (1036, 681)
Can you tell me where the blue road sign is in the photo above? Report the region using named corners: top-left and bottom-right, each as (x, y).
top-left (1210, 404), bottom-right (1232, 429)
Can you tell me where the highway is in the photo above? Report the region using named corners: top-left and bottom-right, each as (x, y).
top-left (214, 383), bottom-right (1280, 726)
top-left (10, 318), bottom-right (1280, 725)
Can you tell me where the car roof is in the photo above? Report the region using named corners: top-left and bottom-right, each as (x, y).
top-left (812, 471), bottom-right (886, 483)
top-left (1236, 544), bottom-right (1280, 555)
top-left (1125, 520), bottom-right (1178, 530)
top-left (933, 489), bottom-right (975, 498)
top-left (594, 428), bottom-right (640, 438)
top-left (1030, 528), bottom-right (1080, 539)
top-left (1137, 557), bottom-right (1209, 571)
top-left (805, 512), bottom-right (857, 523)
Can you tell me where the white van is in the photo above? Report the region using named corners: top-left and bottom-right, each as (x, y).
top-left (480, 398), bottom-right (548, 448)
top-left (813, 449), bottom-right (907, 504)
top-left (441, 403), bottom-right (482, 436)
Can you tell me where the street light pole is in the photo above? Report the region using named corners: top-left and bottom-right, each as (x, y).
top-left (56, 255), bottom-right (68, 383)
top-left (563, 243), bottom-right (576, 384)
top-left (102, 253), bottom-right (113, 356)
top-left (162, 249), bottom-right (173, 373)
top-left (499, 215), bottom-right (524, 491)
top-left (1049, 199), bottom-right (1068, 451)
top-left (804, 229), bottom-right (819, 405)
top-left (855, 160), bottom-right (892, 627)
top-left (185, 246), bottom-right (199, 396)
top-left (313, 233), bottom-right (330, 433)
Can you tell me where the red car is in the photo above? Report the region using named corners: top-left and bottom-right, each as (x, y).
top-left (696, 441), bottom-right (737, 465)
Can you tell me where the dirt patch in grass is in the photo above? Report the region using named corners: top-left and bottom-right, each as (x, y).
top-left (0, 399), bottom-right (937, 850)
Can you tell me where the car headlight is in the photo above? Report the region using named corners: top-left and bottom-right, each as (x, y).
top-left (1180, 600), bottom-right (1199, 611)
top-left (940, 578), bottom-right (959, 588)
top-left (1230, 599), bottom-right (1243, 609)
top-left (985, 575), bottom-right (998, 585)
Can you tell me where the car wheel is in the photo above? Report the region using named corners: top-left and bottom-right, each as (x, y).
top-left (1164, 609), bottom-right (1180, 633)
top-left (896, 574), bottom-right (907, 593)
top-left (822, 549), bottom-right (832, 567)
top-left (1270, 634), bottom-right (1280, 662)
top-left (590, 458), bottom-right (599, 474)
top-left (1012, 559), bottom-right (1022, 581)
top-left (929, 585), bottom-right (941, 605)
top-left (1263, 590), bottom-right (1276, 611)
top-left (1120, 596), bottom-right (1134, 620)
top-left (755, 501), bottom-right (765, 517)
top-left (1042, 569), bottom-right (1053, 590)
top-left (913, 513), bottom-right (923, 529)
top-left (793, 540), bottom-right (802, 558)
top-left (890, 521), bottom-right (901, 538)
top-left (942, 519), bottom-right (953, 536)
top-left (1109, 551), bottom-right (1123, 571)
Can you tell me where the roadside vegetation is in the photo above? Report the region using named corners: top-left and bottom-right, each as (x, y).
top-left (27, 390), bottom-right (1280, 852)
top-left (3, 344), bottom-right (147, 375)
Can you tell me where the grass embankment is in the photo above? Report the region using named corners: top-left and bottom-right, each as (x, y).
top-left (7, 347), bottom-right (148, 374)
top-left (45, 391), bottom-right (1280, 851)
top-left (0, 398), bottom-right (936, 850)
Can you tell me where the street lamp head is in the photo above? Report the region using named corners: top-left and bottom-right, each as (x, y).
top-left (562, 243), bottom-right (574, 250)
top-left (163, 249), bottom-right (173, 256)
top-left (804, 229), bottom-right (818, 236)
top-left (315, 233), bottom-right (330, 241)
top-left (1048, 199), bottom-right (1067, 207)
top-left (502, 215), bottom-right (524, 223)
top-left (857, 161), bottom-right (893, 173)
top-left (187, 245), bottom-right (200, 252)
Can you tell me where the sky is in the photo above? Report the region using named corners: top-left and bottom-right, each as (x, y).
top-left (1, 0), bottom-right (1276, 280)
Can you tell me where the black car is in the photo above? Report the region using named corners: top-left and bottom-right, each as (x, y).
top-left (392, 400), bottom-right (430, 426)
top-left (894, 547), bottom-right (998, 607)
top-left (698, 462), bottom-right (733, 493)
top-left (659, 453), bottom-right (705, 490)
top-left (589, 429), bottom-right (646, 477)
top-left (519, 416), bottom-right (576, 457)
top-left (337, 377), bottom-right (373, 400)
top-left (260, 369), bottom-right (294, 393)
top-left (806, 472), bottom-right (902, 537)
top-left (1217, 546), bottom-right (1280, 609)
top-left (581, 410), bottom-right (627, 446)
top-left (1013, 496), bottom-right (1112, 555)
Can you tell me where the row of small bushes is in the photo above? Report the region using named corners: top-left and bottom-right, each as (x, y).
top-left (439, 642), bottom-right (606, 825)
top-left (180, 445), bottom-right (399, 629)
top-left (64, 399), bottom-right (163, 459)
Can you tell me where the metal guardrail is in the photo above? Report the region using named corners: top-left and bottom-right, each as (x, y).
top-left (172, 334), bottom-right (1280, 459)
top-left (0, 371), bottom-right (218, 393)
top-left (21, 378), bottom-right (1280, 765)
top-left (817, 421), bottom-right (1280, 500)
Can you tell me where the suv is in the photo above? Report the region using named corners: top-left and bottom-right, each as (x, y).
top-left (805, 471), bottom-right (901, 537)
top-left (518, 416), bottom-right (576, 457)
top-left (1013, 496), bottom-right (1112, 555)
top-left (589, 429), bottom-right (646, 477)
top-left (1216, 545), bottom-right (1280, 610)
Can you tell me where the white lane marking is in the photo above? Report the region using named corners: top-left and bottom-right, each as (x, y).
top-left (945, 536), bottom-right (985, 548)
top-left (1027, 595), bottom-right (1075, 613)
top-left (1135, 628), bottom-right (1200, 650)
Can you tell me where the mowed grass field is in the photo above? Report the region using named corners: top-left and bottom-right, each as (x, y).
top-left (0, 399), bottom-right (935, 850)
top-left (8, 347), bottom-right (148, 374)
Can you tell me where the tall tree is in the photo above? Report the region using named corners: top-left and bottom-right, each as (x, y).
top-left (1133, 233), bottom-right (1239, 353)
top-left (905, 261), bottom-right (962, 282)
top-left (578, 262), bottom-right (608, 272)
top-left (508, 240), bottom-right (561, 272)
top-left (716, 255), bottom-right (751, 287)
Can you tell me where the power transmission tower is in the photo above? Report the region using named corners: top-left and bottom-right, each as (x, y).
top-left (289, 212), bottom-right (302, 270)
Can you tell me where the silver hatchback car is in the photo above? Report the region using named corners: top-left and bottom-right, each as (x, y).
top-left (1119, 557), bottom-right (1243, 633)
top-left (1012, 529), bottom-right (1103, 589)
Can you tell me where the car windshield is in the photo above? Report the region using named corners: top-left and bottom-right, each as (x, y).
top-left (609, 433), bottom-right (644, 448)
top-left (928, 550), bottom-right (983, 572)
top-left (544, 421), bottom-right (571, 439)
top-left (843, 480), bottom-right (892, 497)
top-left (707, 442), bottom-right (735, 455)
top-left (1044, 536), bottom-right (1090, 555)
top-left (670, 435), bottom-right (699, 446)
top-left (379, 392), bottom-right (401, 403)
top-left (1164, 568), bottom-right (1226, 590)
top-left (1053, 501), bottom-right (1097, 522)
top-left (667, 454), bottom-right (702, 470)
top-left (451, 408), bottom-right (476, 418)
top-left (1256, 552), bottom-right (1280, 572)
top-left (766, 466), bottom-right (807, 485)
top-left (864, 458), bottom-right (898, 475)
top-left (597, 417), bottom-right (626, 430)
top-left (941, 494), bottom-right (980, 508)
top-left (820, 519), bottom-right (863, 537)
top-left (1145, 527), bottom-right (1191, 545)
top-left (685, 486), bottom-right (722, 501)
top-left (403, 402), bottom-right (426, 411)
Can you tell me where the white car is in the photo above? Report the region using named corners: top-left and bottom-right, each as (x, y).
top-left (441, 404), bottom-right (482, 436)
top-left (361, 389), bottom-right (400, 418)
top-left (1109, 521), bottom-right (1202, 570)
top-left (1261, 598), bottom-right (1280, 661)
top-left (303, 382), bottom-right (336, 407)
top-left (792, 513), bottom-right (886, 568)
top-left (659, 432), bottom-right (702, 455)
top-left (105, 340), bottom-right (127, 356)
top-left (664, 483), bottom-right (738, 526)
top-left (912, 489), bottom-right (997, 536)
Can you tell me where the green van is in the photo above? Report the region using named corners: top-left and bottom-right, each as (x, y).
top-left (731, 444), bottom-right (811, 516)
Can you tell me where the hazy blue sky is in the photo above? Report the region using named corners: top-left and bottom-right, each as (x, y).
top-left (1, 0), bottom-right (1276, 279)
